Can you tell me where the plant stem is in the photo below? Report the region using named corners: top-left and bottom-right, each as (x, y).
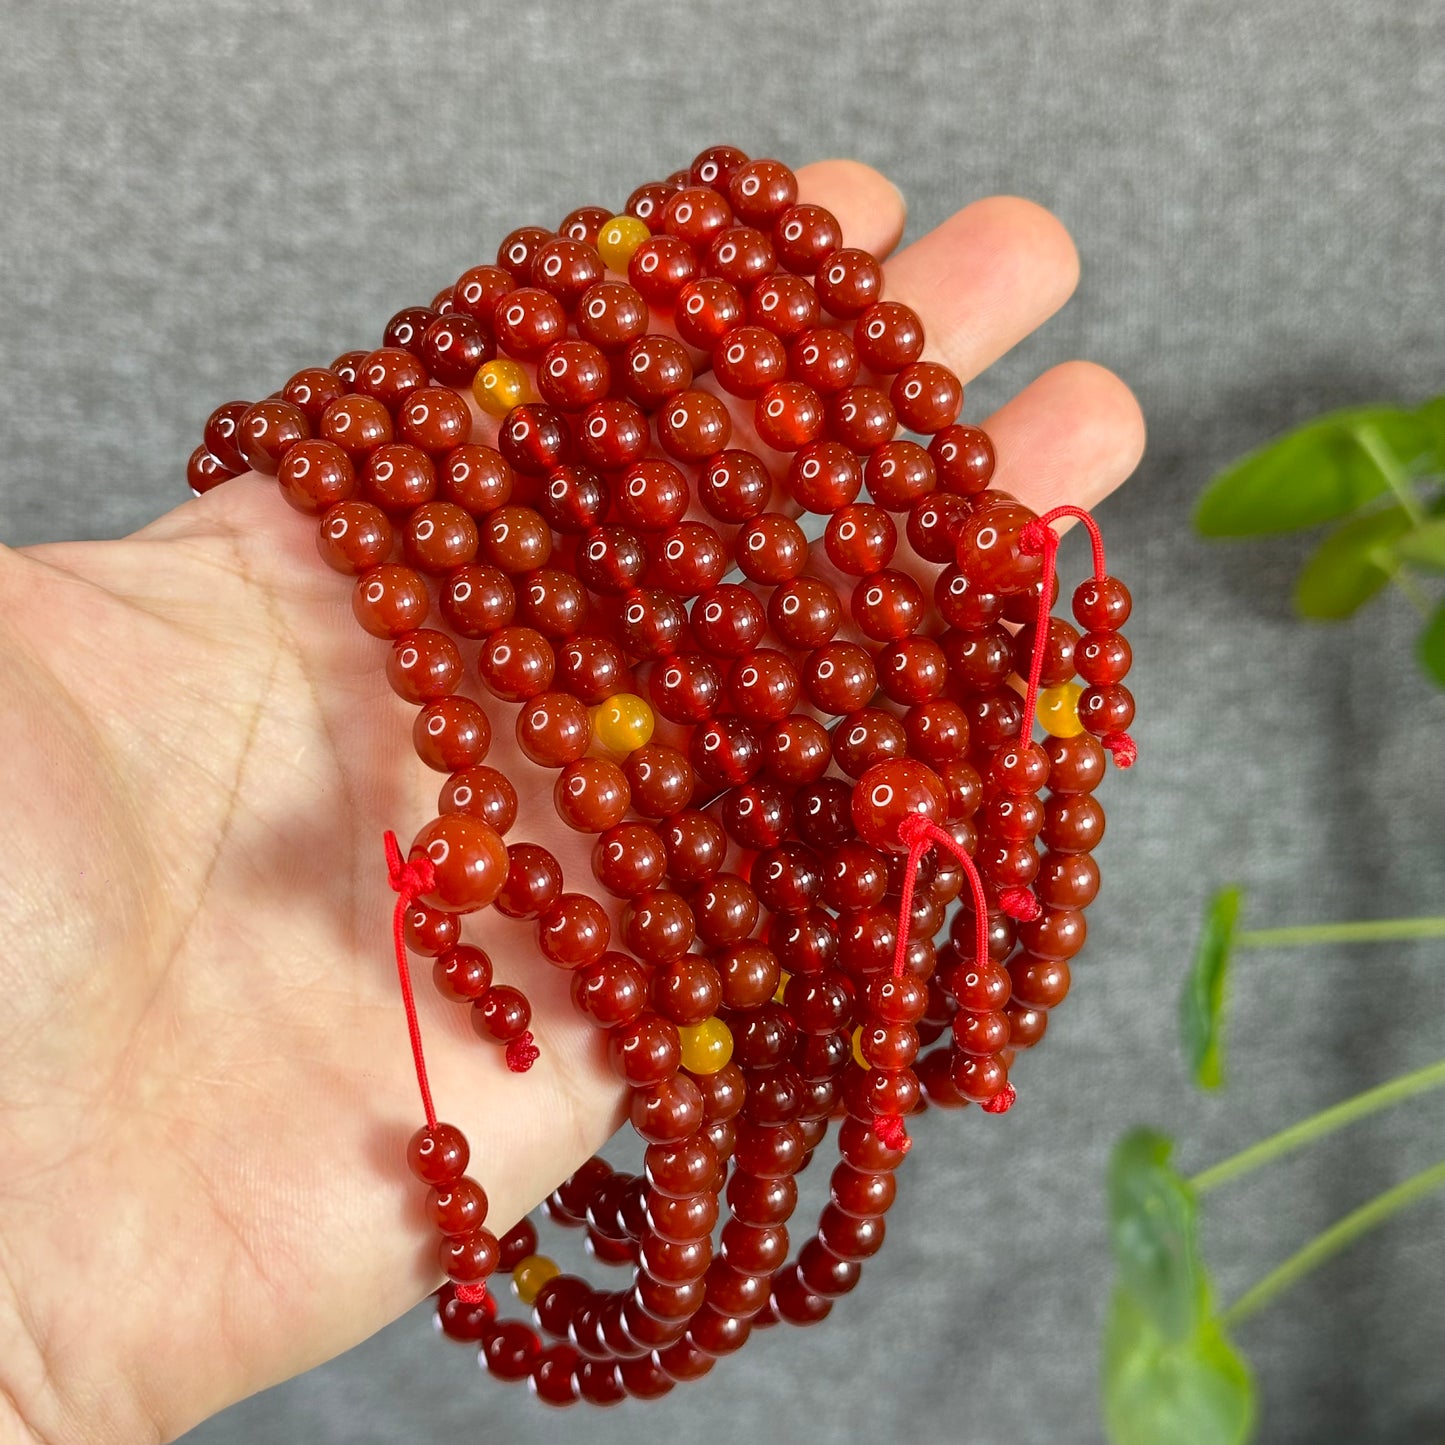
top-left (1191, 1057), bottom-right (1445, 1195)
top-left (1236, 916), bottom-right (1445, 948)
top-left (1355, 424), bottom-right (1426, 527)
top-left (1218, 1159), bottom-right (1445, 1328)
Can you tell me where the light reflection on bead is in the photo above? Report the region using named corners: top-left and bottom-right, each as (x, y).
top-left (1037, 682), bottom-right (1085, 738)
top-left (472, 359), bottom-right (535, 419)
top-left (592, 692), bottom-right (656, 755)
top-left (677, 1016), bottom-right (734, 1074)
top-left (598, 215), bottom-right (653, 273)
top-left (512, 1253), bottom-right (561, 1304)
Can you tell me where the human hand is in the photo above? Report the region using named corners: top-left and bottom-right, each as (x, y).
top-left (0, 159), bottom-right (1144, 1445)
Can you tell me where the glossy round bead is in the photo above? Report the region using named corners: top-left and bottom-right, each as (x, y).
top-left (802, 641), bottom-right (876, 715)
top-left (236, 399), bottom-right (309, 474)
top-left (629, 235), bottom-right (700, 306)
top-left (387, 629), bottom-right (463, 703)
top-left (786, 442), bottom-right (863, 513)
top-left (516, 568), bottom-right (588, 638)
top-left (592, 693), bottom-right (655, 755)
top-left (827, 385), bottom-right (896, 453)
top-left (536, 893), bottom-right (611, 970)
top-left (1078, 682), bottom-right (1136, 737)
top-left (656, 389), bottom-right (732, 462)
top-left (402, 502), bottom-right (478, 574)
top-left (478, 626), bottom-right (555, 701)
top-left (649, 522), bottom-right (728, 595)
top-left (320, 393), bottom-right (393, 457)
top-left (851, 570), bottom-right (925, 642)
top-left (737, 512), bottom-right (809, 584)
top-left (409, 814), bottom-right (508, 913)
top-left (755, 381), bottom-right (823, 451)
top-left (892, 361), bottom-right (963, 433)
top-left (691, 584), bottom-right (767, 657)
top-left (708, 224), bottom-right (776, 287)
top-left (577, 398), bottom-right (650, 471)
top-left (576, 281), bottom-right (649, 352)
top-left (773, 203), bottom-right (842, 274)
top-left (452, 264), bottom-right (514, 326)
top-left (955, 501), bottom-right (1045, 595)
top-left (275, 438), bottom-right (354, 515)
top-left (674, 277), bottom-right (745, 350)
top-left (768, 578), bottom-right (842, 651)
top-left (531, 237), bottom-right (605, 307)
top-left (728, 159), bottom-right (797, 225)
top-left (652, 956), bottom-right (722, 1028)
top-left (433, 943), bottom-right (493, 1002)
top-left (472, 358), bottom-right (536, 418)
top-left (715, 325), bottom-right (790, 400)
top-left (852, 759), bottom-right (948, 852)
top-left (427, 1175), bottom-right (490, 1237)
top-left (632, 1074), bottom-right (705, 1145)
top-left (1043, 732), bottom-right (1107, 793)
top-left (1073, 574), bottom-right (1133, 630)
top-left (187, 445), bottom-right (235, 494)
top-left (854, 301), bottom-right (925, 372)
top-left (353, 564), bottom-right (429, 638)
top-left (537, 340), bottom-right (611, 410)
top-left (789, 325), bottom-right (860, 395)
top-left (516, 692), bottom-right (592, 767)
top-left (555, 758), bottom-right (631, 832)
top-left (816, 247), bottom-right (884, 317)
top-left (624, 744), bottom-right (695, 819)
top-left (494, 287), bottom-right (568, 360)
top-left (597, 213), bottom-right (653, 271)
top-left (397, 387), bottom-right (472, 454)
top-left (593, 825), bottom-right (668, 898)
top-left (408, 1121), bottom-right (469, 1185)
top-left (385, 306), bottom-right (441, 354)
top-left (420, 312), bottom-right (492, 386)
top-left (1037, 682), bottom-right (1086, 738)
top-left (317, 501), bottom-right (393, 575)
top-left (621, 334), bottom-right (693, 410)
top-left (1076, 629), bottom-right (1133, 685)
top-left (203, 399), bottom-right (250, 471)
top-left (438, 564), bottom-right (513, 638)
top-left (482, 1319), bottom-right (541, 1381)
top-left (439, 764), bottom-right (518, 833)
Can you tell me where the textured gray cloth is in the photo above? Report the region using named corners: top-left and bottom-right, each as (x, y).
top-left (2, 1), bottom-right (1443, 1441)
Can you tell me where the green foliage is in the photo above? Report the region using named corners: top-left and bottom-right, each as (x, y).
top-left (1102, 1130), bottom-right (1254, 1445)
top-left (1292, 507), bottom-right (1414, 619)
top-left (1418, 601), bottom-right (1445, 687)
top-left (1193, 404), bottom-right (1438, 537)
top-left (1194, 395), bottom-right (1445, 686)
top-left (1180, 887), bottom-right (1242, 1091)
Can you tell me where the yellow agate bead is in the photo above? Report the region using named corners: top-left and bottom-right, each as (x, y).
top-left (774, 968), bottom-right (791, 1004)
top-left (592, 692), bottom-right (655, 755)
top-left (678, 1016), bottom-right (734, 1074)
top-left (472, 358), bottom-right (534, 418)
top-left (597, 214), bottom-right (652, 272)
top-left (852, 1025), bottom-right (868, 1069)
top-left (511, 1253), bottom-right (560, 1305)
top-left (1037, 682), bottom-right (1086, 738)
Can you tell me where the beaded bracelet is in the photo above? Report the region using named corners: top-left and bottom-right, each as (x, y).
top-left (188, 144), bottom-right (1136, 1407)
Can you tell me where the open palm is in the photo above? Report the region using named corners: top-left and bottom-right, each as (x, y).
top-left (0, 160), bottom-right (1144, 1445)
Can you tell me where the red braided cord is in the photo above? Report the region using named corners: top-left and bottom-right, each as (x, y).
top-left (383, 830), bottom-right (440, 1131)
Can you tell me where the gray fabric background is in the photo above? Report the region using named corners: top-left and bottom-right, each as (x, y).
top-left (3, 1), bottom-right (1443, 1441)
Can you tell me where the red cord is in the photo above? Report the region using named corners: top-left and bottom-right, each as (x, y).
top-left (384, 830), bottom-right (440, 1132)
top-left (506, 1032), bottom-right (540, 1072)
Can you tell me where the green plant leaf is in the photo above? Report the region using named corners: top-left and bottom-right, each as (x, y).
top-left (1194, 406), bottom-right (1436, 538)
top-left (1103, 1289), bottom-right (1255, 1445)
top-left (1291, 506), bottom-right (1413, 619)
top-left (1180, 886), bottom-right (1242, 1090)
top-left (1108, 1129), bottom-right (1205, 1341)
top-left (1418, 394), bottom-right (1445, 463)
top-left (1418, 601), bottom-right (1445, 688)
top-left (1393, 518), bottom-right (1445, 572)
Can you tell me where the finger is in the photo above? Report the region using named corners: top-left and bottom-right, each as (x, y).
top-left (983, 359), bottom-right (1147, 515)
top-left (795, 159), bottom-right (908, 261)
top-left (883, 196), bottom-right (1080, 383)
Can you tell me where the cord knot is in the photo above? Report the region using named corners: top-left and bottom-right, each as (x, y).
top-left (998, 886), bottom-right (1041, 922)
top-left (384, 829), bottom-right (436, 901)
top-left (896, 811), bottom-right (934, 849)
top-left (505, 1030), bottom-right (540, 1073)
top-left (1103, 732), bottom-right (1138, 769)
top-left (454, 1282), bottom-right (490, 1305)
top-left (981, 1082), bottom-right (1018, 1114)
top-left (874, 1113), bottom-right (912, 1154)
top-left (1019, 518), bottom-right (1052, 555)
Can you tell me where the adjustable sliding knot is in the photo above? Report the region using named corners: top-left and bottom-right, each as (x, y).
top-left (998, 886), bottom-right (1042, 922)
top-left (1103, 732), bottom-right (1138, 769)
top-left (896, 811), bottom-right (935, 849)
top-left (505, 1031), bottom-right (540, 1073)
top-left (875, 1113), bottom-right (911, 1154)
top-left (384, 829), bottom-right (435, 903)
